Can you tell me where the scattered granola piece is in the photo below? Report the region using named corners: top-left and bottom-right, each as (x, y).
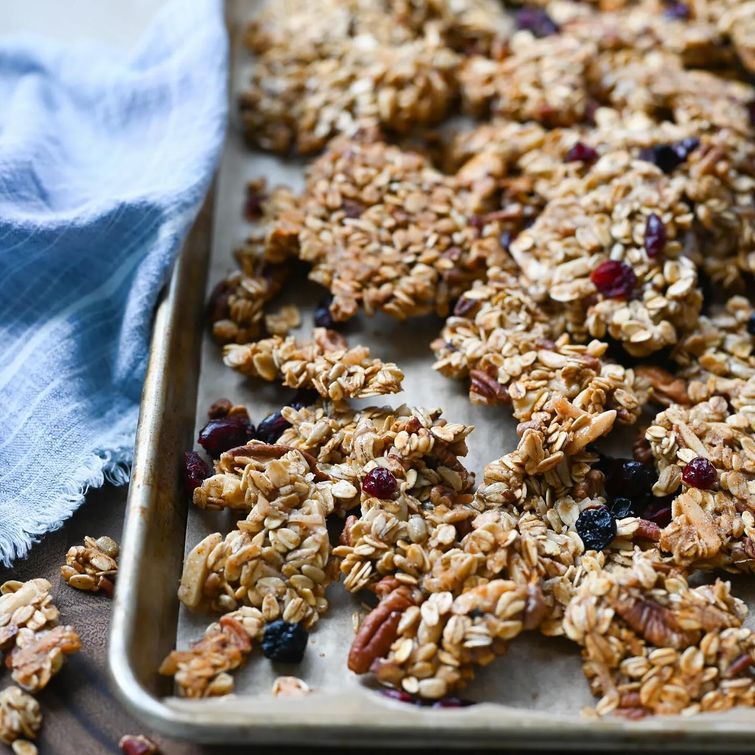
top-left (159, 609), bottom-right (264, 698)
top-left (224, 329), bottom-right (404, 401)
top-left (184, 446), bottom-right (333, 627)
top-left (564, 551), bottom-right (755, 717)
top-left (6, 625), bottom-right (81, 693)
top-left (264, 304), bottom-right (301, 337)
top-left (119, 735), bottom-right (161, 755)
top-left (272, 676), bottom-right (311, 698)
top-left (0, 687), bottom-right (41, 748)
top-left (60, 535), bottom-right (119, 595)
top-left (0, 580), bottom-right (59, 650)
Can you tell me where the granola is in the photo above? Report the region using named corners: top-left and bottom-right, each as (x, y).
top-left (261, 137), bottom-right (512, 321)
top-left (60, 535), bottom-right (119, 596)
top-left (645, 397), bottom-right (755, 571)
top-left (224, 329), bottom-right (404, 401)
top-left (159, 608), bottom-right (264, 698)
top-left (183, 445), bottom-right (333, 627)
top-left (0, 580), bottom-right (59, 650)
top-left (564, 551), bottom-right (755, 717)
top-left (0, 687), bottom-right (41, 747)
top-left (6, 626), bottom-right (81, 694)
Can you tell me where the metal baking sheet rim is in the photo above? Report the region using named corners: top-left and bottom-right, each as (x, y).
top-left (108, 4), bottom-right (755, 749)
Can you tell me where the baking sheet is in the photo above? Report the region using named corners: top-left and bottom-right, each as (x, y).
top-left (168, 0), bottom-right (755, 732)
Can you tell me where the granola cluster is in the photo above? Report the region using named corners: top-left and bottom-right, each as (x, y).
top-left (0, 578), bottom-right (83, 749)
top-left (165, 0), bottom-right (755, 724)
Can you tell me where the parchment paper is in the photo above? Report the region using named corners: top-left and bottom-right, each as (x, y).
top-left (174, 0), bottom-right (755, 718)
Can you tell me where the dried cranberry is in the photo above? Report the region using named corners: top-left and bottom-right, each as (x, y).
top-left (287, 388), bottom-right (319, 410)
top-left (207, 398), bottom-right (232, 419)
top-left (183, 451), bottom-right (211, 494)
top-left (380, 689), bottom-right (420, 705)
top-left (261, 620), bottom-right (308, 663)
top-left (576, 506), bottom-right (617, 551)
top-left (590, 260), bottom-right (637, 300)
top-left (314, 298), bottom-right (337, 329)
top-left (244, 193), bottom-right (264, 220)
top-left (206, 280), bottom-right (232, 323)
top-left (664, 2), bottom-right (690, 19)
top-left (565, 142), bottom-right (598, 164)
top-left (747, 313), bottom-right (755, 336)
top-left (644, 213), bottom-right (667, 258)
top-left (256, 411), bottom-right (291, 444)
top-left (682, 457), bottom-right (717, 489)
top-left (341, 199), bottom-right (364, 218)
top-left (362, 467), bottom-right (398, 498)
top-left (515, 7), bottom-right (559, 37)
top-left (119, 735), bottom-right (161, 755)
top-left (197, 415), bottom-right (256, 458)
top-left (610, 497), bottom-right (636, 519)
top-left (642, 498), bottom-right (673, 528)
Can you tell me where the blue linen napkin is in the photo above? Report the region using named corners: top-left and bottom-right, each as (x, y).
top-left (0, 0), bottom-right (228, 564)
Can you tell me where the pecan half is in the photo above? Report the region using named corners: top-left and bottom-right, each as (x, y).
top-left (469, 370), bottom-right (510, 406)
top-left (348, 587), bottom-right (418, 674)
top-left (636, 365), bottom-right (689, 406)
top-left (614, 596), bottom-right (696, 649)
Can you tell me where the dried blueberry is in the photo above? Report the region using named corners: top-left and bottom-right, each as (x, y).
top-left (639, 138), bottom-right (699, 174)
top-left (261, 620), bottom-right (308, 663)
top-left (682, 457), bottom-right (717, 489)
top-left (644, 213), bottom-right (666, 258)
top-left (256, 411), bottom-right (291, 444)
top-left (183, 451), bottom-right (211, 494)
top-left (197, 415), bottom-right (256, 458)
top-left (362, 467), bottom-right (398, 498)
top-left (499, 230), bottom-right (513, 253)
top-left (590, 260), bottom-right (637, 300)
top-left (747, 313), bottom-right (755, 336)
top-left (565, 142), bottom-right (598, 164)
top-left (432, 697), bottom-right (476, 709)
top-left (603, 458), bottom-right (656, 501)
top-left (287, 388), bottom-right (319, 410)
top-left (314, 297), bottom-right (337, 329)
top-left (664, 1), bottom-right (690, 20)
top-left (575, 506), bottom-right (617, 551)
top-left (515, 7), bottom-right (558, 37)
top-left (610, 497), bottom-right (635, 519)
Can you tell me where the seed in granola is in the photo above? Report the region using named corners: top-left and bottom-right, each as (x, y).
top-left (197, 415), bottom-right (256, 458)
top-left (515, 7), bottom-right (558, 37)
top-left (119, 735), bottom-right (161, 755)
top-left (590, 260), bottom-right (637, 300)
top-left (644, 213), bottom-right (666, 258)
top-left (565, 142), bottom-right (598, 164)
top-left (747, 313), bottom-right (755, 336)
top-left (183, 451), bottom-right (211, 494)
top-left (261, 620), bottom-right (308, 663)
top-left (682, 457), bottom-right (717, 490)
top-left (256, 411), bottom-right (291, 444)
top-left (362, 468), bottom-right (398, 499)
top-left (575, 506), bottom-right (617, 552)
top-left (313, 298), bottom-right (337, 329)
